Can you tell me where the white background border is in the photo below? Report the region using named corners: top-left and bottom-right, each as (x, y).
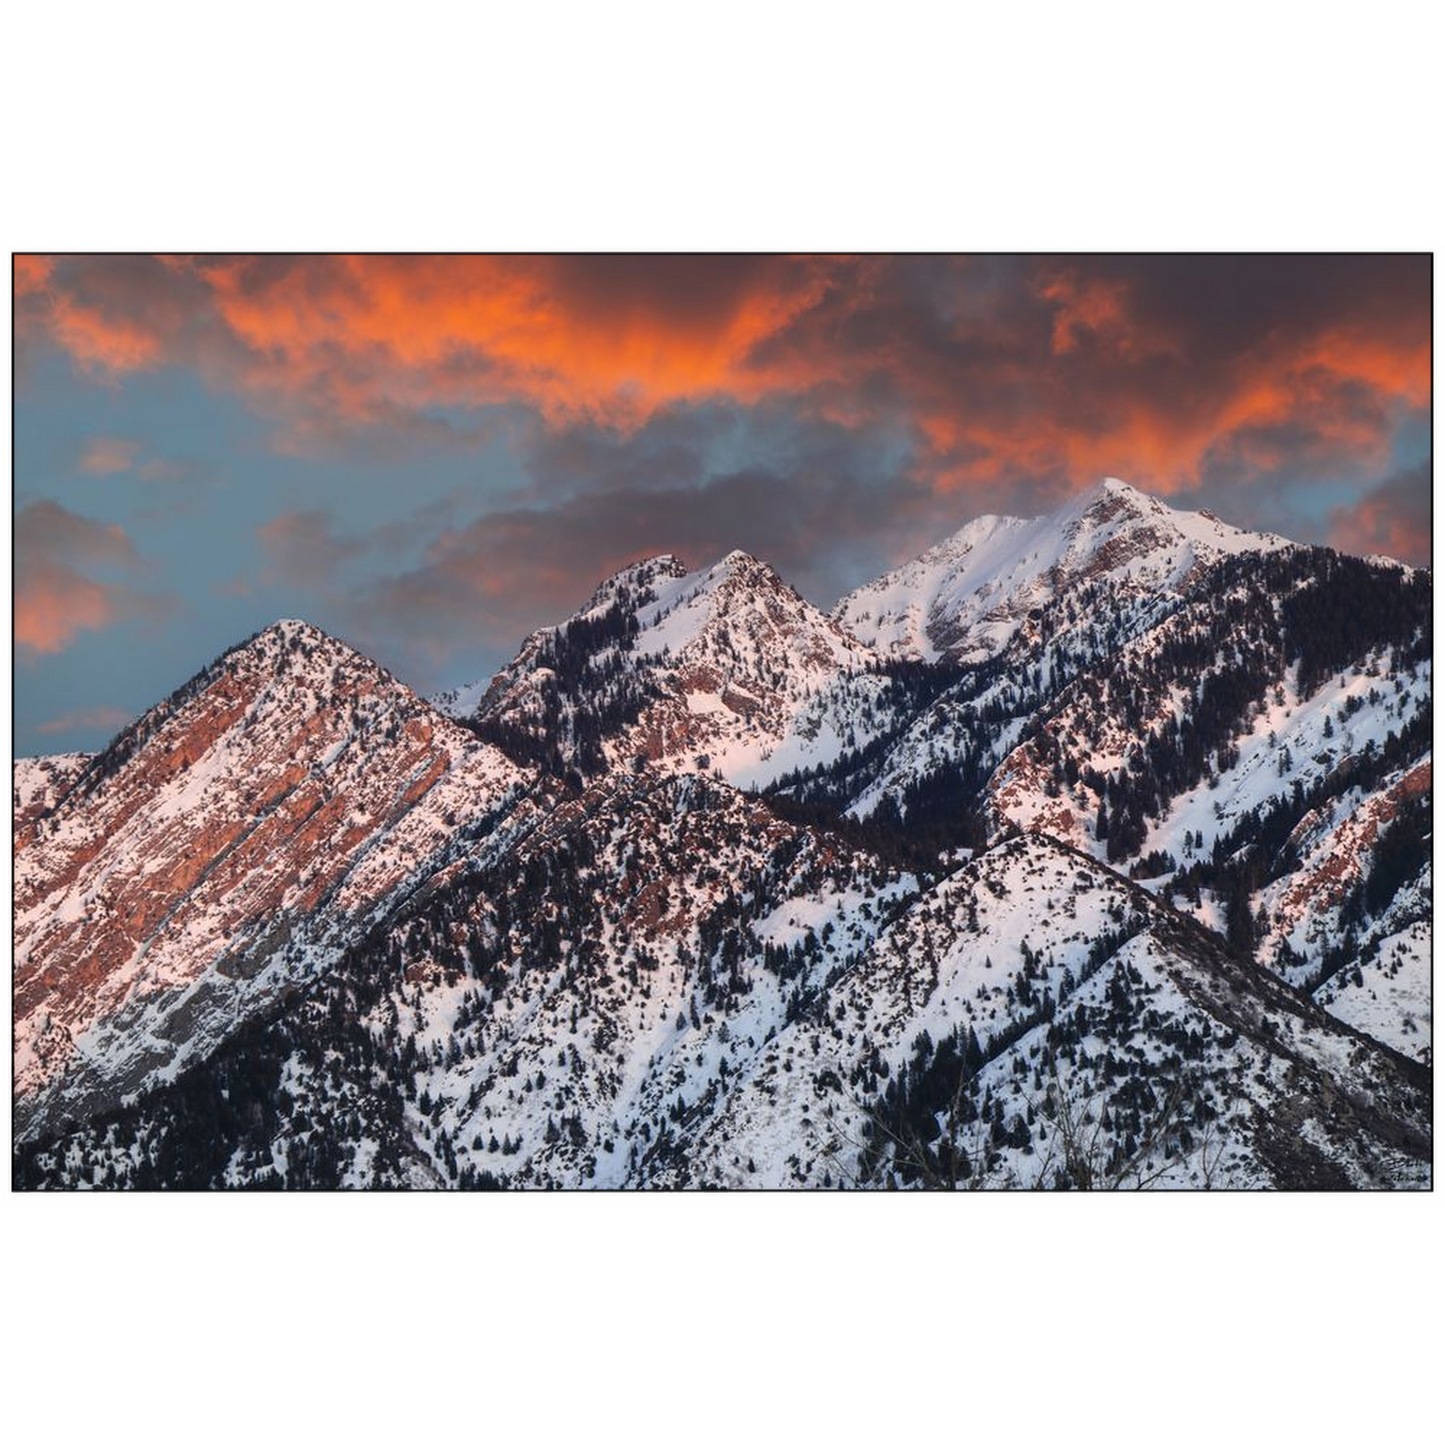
top-left (3, 4), bottom-right (1439, 1440)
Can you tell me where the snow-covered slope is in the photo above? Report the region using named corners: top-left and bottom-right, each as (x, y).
top-left (1315, 920), bottom-right (1430, 1062)
top-left (1254, 757), bottom-right (1432, 1061)
top-left (672, 833), bottom-right (1429, 1189)
top-left (19, 828), bottom-right (1428, 1190)
top-left (14, 619), bottom-right (533, 1141)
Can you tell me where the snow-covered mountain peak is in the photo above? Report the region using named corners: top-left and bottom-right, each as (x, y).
top-left (651, 548), bottom-right (833, 643)
top-left (191, 618), bottom-right (381, 699)
top-left (836, 478), bottom-right (1290, 662)
top-left (444, 541), bottom-right (878, 786)
top-left (646, 548), bottom-right (869, 674)
top-left (1064, 473), bottom-right (1149, 510)
top-left (718, 546), bottom-right (766, 571)
top-left (246, 615), bottom-right (335, 653)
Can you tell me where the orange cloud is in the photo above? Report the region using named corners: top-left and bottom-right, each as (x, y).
top-left (14, 254), bottom-right (54, 296)
top-left (48, 297), bottom-right (164, 373)
top-left (1038, 270), bottom-right (1168, 359)
top-left (16, 255), bottom-right (1431, 504)
top-left (14, 501), bottom-right (158, 657)
top-left (192, 254), bottom-right (840, 439)
top-left (1327, 465), bottom-right (1430, 565)
top-left (15, 564), bottom-right (125, 655)
top-left (918, 301), bottom-right (1428, 498)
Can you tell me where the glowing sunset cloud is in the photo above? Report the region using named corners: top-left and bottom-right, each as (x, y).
top-left (17, 254), bottom-right (1426, 488)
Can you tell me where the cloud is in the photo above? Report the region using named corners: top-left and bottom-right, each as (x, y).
top-left (37, 705), bottom-right (133, 737)
top-left (14, 566), bottom-right (128, 656)
top-left (749, 255), bottom-right (1430, 498)
top-left (17, 499), bottom-right (138, 570)
top-left (253, 495), bottom-right (465, 598)
top-left (19, 258), bottom-right (1427, 494)
top-left (14, 254), bottom-right (54, 297)
top-left (78, 435), bottom-right (141, 475)
top-left (72, 433), bottom-right (213, 497)
top-left (257, 509), bottom-right (367, 585)
top-left (14, 500), bottom-right (162, 656)
top-left (1328, 464), bottom-right (1431, 566)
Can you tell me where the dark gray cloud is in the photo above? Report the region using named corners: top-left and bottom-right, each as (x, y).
top-left (343, 427), bottom-right (966, 686)
top-left (257, 509), bottom-right (369, 584)
top-left (1328, 463), bottom-right (1431, 566)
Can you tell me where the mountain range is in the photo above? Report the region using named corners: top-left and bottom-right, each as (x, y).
top-left (12, 478), bottom-right (1432, 1188)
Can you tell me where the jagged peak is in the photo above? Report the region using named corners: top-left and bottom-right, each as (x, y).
top-left (227, 617), bottom-right (376, 676)
top-left (1094, 475), bottom-right (1148, 501)
top-left (136, 619), bottom-right (408, 741)
top-left (646, 551), bottom-right (816, 643)
top-left (719, 547), bottom-right (763, 569)
top-left (1056, 475), bottom-right (1166, 525)
top-left (835, 475), bottom-right (1295, 663)
top-left (607, 553), bottom-right (688, 585)
top-left (246, 616), bottom-right (342, 650)
top-left (1055, 478), bottom-right (1292, 551)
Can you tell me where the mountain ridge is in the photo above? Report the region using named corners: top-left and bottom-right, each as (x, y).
top-left (13, 479), bottom-right (1431, 1187)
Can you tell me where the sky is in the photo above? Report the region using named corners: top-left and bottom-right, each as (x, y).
top-left (12, 253), bottom-right (1432, 756)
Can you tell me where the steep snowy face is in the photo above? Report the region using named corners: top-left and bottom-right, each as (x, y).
top-left (1256, 757), bottom-right (1432, 1060)
top-left (14, 618), bottom-right (531, 1140)
top-left (835, 477), bottom-right (1290, 663)
top-left (450, 549), bottom-right (879, 787)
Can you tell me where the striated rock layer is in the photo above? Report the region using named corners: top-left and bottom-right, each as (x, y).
top-left (14, 620), bottom-right (530, 1141)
